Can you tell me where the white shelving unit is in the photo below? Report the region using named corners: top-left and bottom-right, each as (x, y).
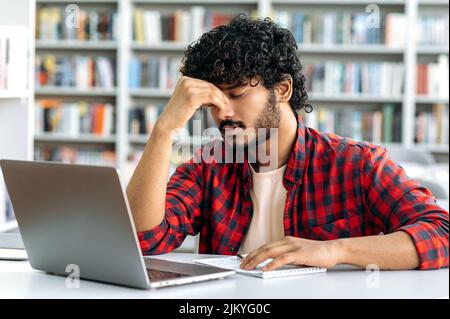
top-left (35, 39), bottom-right (118, 50)
top-left (32, 0), bottom-right (449, 181)
top-left (0, 0), bottom-right (36, 232)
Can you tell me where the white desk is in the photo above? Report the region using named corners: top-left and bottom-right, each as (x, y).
top-left (0, 253), bottom-right (448, 299)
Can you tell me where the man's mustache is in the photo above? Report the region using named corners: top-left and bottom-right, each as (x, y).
top-left (219, 119), bottom-right (246, 133)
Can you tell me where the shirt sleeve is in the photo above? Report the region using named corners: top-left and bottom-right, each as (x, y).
top-left (137, 158), bottom-right (204, 255)
top-left (361, 146), bottom-right (449, 269)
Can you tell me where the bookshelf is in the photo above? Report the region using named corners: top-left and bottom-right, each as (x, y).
top-left (32, 0), bottom-right (449, 177)
top-left (0, 0), bottom-right (35, 232)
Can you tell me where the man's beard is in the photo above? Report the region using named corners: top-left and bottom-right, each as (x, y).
top-left (219, 89), bottom-right (281, 148)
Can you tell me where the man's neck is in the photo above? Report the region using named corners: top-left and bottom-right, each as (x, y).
top-left (252, 109), bottom-right (298, 173)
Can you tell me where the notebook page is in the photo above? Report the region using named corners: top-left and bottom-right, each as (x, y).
top-left (193, 256), bottom-right (326, 279)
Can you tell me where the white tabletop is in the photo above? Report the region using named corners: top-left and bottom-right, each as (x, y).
top-left (0, 253), bottom-right (448, 299)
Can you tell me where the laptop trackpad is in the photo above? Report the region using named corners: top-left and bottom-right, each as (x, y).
top-left (146, 268), bottom-right (191, 281)
top-left (145, 257), bottom-right (225, 277)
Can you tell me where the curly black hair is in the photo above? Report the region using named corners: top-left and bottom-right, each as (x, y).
top-left (180, 14), bottom-right (311, 112)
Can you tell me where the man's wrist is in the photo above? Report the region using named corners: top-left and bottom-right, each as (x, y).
top-left (153, 120), bottom-right (177, 141)
top-left (331, 238), bottom-right (348, 265)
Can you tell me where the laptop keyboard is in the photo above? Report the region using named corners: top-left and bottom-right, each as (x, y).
top-left (146, 268), bottom-right (190, 281)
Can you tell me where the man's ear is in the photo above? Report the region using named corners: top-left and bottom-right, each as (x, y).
top-left (275, 74), bottom-right (293, 103)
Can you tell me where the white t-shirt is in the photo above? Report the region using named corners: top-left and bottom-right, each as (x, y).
top-left (238, 163), bottom-right (288, 254)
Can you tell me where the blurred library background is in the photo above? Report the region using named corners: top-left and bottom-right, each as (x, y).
top-left (0, 0), bottom-right (449, 245)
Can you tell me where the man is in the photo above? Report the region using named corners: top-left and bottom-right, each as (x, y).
top-left (127, 15), bottom-right (448, 271)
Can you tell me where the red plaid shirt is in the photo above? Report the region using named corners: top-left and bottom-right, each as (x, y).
top-left (138, 113), bottom-right (449, 270)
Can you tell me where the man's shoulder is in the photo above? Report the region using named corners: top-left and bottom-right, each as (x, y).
top-left (305, 127), bottom-right (386, 161)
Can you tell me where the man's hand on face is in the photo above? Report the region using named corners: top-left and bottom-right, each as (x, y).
top-left (156, 76), bottom-right (229, 135)
top-left (239, 236), bottom-right (342, 271)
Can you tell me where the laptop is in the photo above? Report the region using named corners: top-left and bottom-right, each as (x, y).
top-left (0, 159), bottom-right (235, 289)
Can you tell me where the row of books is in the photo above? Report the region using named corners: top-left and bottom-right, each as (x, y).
top-left (129, 58), bottom-right (404, 98)
top-left (35, 100), bottom-right (115, 137)
top-left (417, 14), bottom-right (449, 47)
top-left (273, 11), bottom-right (383, 45)
top-left (303, 104), bottom-right (401, 144)
top-left (129, 56), bottom-right (179, 90)
top-left (129, 105), bottom-right (159, 135)
top-left (416, 55), bottom-right (449, 99)
top-left (36, 7), bottom-right (118, 41)
top-left (133, 7), bottom-right (236, 44)
top-left (35, 54), bottom-right (115, 89)
top-left (304, 61), bottom-right (404, 97)
top-left (415, 104), bottom-right (449, 145)
top-left (129, 106), bottom-right (211, 143)
top-left (34, 146), bottom-right (117, 167)
top-left (274, 11), bottom-right (448, 47)
top-left (0, 27), bottom-right (27, 91)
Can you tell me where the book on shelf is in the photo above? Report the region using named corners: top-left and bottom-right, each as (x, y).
top-left (128, 105), bottom-right (211, 143)
top-left (415, 104), bottom-right (449, 145)
top-left (0, 26), bottom-right (28, 92)
top-left (272, 11), bottom-right (415, 47)
top-left (417, 14), bottom-right (449, 47)
top-left (273, 11), bottom-right (383, 45)
top-left (35, 146), bottom-right (116, 167)
top-left (36, 7), bottom-right (118, 41)
top-left (304, 61), bottom-right (404, 97)
top-left (302, 104), bottom-right (401, 144)
top-left (129, 104), bottom-right (160, 135)
top-left (35, 99), bottom-right (115, 137)
top-left (416, 55), bottom-right (449, 99)
top-left (385, 13), bottom-right (406, 48)
top-left (129, 56), bottom-right (179, 90)
top-left (35, 54), bottom-right (115, 89)
top-left (133, 7), bottom-right (245, 44)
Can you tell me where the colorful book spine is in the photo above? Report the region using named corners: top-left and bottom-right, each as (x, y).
top-left (128, 56), bottom-right (179, 90)
top-left (303, 105), bottom-right (401, 144)
top-left (273, 11), bottom-right (390, 45)
top-left (417, 14), bottom-right (449, 47)
top-left (415, 104), bottom-right (449, 145)
top-left (305, 61), bottom-right (404, 97)
top-left (129, 105), bottom-right (160, 135)
top-left (416, 55), bottom-right (449, 99)
top-left (35, 100), bottom-right (115, 136)
top-left (35, 54), bottom-right (115, 89)
top-left (35, 146), bottom-right (117, 167)
top-left (133, 7), bottom-right (236, 44)
top-left (36, 7), bottom-right (118, 41)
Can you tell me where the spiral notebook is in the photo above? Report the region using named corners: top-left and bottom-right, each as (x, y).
top-left (193, 256), bottom-right (326, 279)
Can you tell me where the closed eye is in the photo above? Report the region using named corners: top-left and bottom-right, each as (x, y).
top-left (229, 92), bottom-right (246, 99)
